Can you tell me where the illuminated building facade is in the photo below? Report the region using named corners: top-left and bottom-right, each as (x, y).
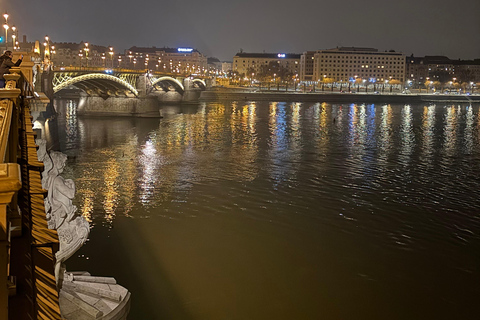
top-left (301, 47), bottom-right (406, 83)
top-left (232, 52), bottom-right (300, 76)
top-left (407, 56), bottom-right (480, 86)
top-left (120, 47), bottom-right (208, 74)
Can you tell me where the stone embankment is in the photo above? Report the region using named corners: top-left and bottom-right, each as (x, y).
top-left (200, 89), bottom-right (480, 104)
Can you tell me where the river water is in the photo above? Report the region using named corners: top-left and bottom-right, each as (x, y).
top-left (44, 99), bottom-right (480, 319)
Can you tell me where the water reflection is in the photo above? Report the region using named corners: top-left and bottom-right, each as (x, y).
top-left (420, 105), bottom-right (436, 166)
top-left (268, 102), bottom-right (302, 187)
top-left (399, 104), bottom-right (415, 166)
top-left (463, 105), bottom-right (474, 155)
top-left (50, 99), bottom-right (480, 320)
top-left (377, 104), bottom-right (393, 173)
top-left (443, 104), bottom-right (459, 158)
top-left (139, 139), bottom-right (160, 206)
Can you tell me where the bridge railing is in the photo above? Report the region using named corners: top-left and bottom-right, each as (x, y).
top-left (0, 68), bottom-right (61, 319)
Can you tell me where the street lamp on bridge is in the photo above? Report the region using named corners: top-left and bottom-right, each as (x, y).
top-left (84, 42), bottom-right (89, 67)
top-left (44, 35), bottom-right (50, 60)
top-left (109, 46), bottom-right (114, 68)
top-left (3, 12), bottom-right (8, 51)
top-left (78, 50), bottom-right (84, 68)
top-left (11, 25), bottom-right (17, 50)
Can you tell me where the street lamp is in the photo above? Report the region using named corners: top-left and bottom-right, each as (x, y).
top-left (78, 50), bottom-right (83, 68)
top-left (84, 42), bottom-right (89, 67)
top-left (3, 24), bottom-right (8, 51)
top-left (44, 35), bottom-right (50, 59)
top-left (3, 13), bottom-right (8, 51)
top-left (51, 46), bottom-right (56, 62)
top-left (109, 47), bottom-right (114, 68)
top-left (11, 25), bottom-right (16, 50)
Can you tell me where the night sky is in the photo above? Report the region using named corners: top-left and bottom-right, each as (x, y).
top-left (5, 0), bottom-right (480, 61)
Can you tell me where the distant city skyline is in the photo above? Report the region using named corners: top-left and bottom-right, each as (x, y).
top-left (3, 0), bottom-right (479, 61)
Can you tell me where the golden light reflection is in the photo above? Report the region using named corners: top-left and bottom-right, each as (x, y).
top-left (378, 104), bottom-right (393, 168)
top-left (399, 105), bottom-right (414, 164)
top-left (103, 155), bottom-right (120, 223)
top-left (314, 102), bottom-right (330, 150)
top-left (421, 105), bottom-right (435, 164)
top-left (443, 105), bottom-right (459, 157)
top-left (81, 189), bottom-right (94, 223)
top-left (139, 139), bottom-right (160, 206)
top-left (117, 134), bottom-right (140, 216)
top-left (464, 105), bottom-right (474, 154)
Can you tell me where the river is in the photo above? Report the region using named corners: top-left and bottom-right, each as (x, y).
top-left (41, 99), bottom-right (480, 319)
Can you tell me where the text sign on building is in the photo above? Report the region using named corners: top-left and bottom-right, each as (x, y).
top-left (178, 48), bottom-right (194, 53)
top-left (277, 53), bottom-right (286, 58)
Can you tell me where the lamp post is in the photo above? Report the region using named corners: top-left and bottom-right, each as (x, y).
top-left (84, 42), bottom-right (89, 67)
top-left (109, 47), bottom-right (114, 68)
top-left (43, 35), bottom-right (50, 60)
top-left (3, 13), bottom-right (8, 51)
top-left (101, 53), bottom-right (106, 68)
top-left (78, 50), bottom-right (83, 68)
top-left (11, 25), bottom-right (16, 50)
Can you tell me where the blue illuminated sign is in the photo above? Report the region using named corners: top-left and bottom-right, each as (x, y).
top-left (178, 48), bottom-right (194, 53)
top-left (277, 53), bottom-right (286, 58)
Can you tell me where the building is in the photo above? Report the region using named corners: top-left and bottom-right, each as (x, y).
top-left (222, 62), bottom-right (232, 73)
top-left (299, 51), bottom-right (315, 81)
top-left (300, 47), bottom-right (406, 83)
top-left (50, 42), bottom-right (108, 68)
top-left (232, 52), bottom-right (301, 77)
top-left (407, 55), bottom-right (480, 86)
top-left (119, 47), bottom-right (208, 75)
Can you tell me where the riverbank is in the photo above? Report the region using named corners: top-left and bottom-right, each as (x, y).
top-left (200, 88), bottom-right (480, 104)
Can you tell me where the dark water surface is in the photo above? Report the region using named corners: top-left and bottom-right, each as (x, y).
top-left (46, 100), bottom-right (480, 319)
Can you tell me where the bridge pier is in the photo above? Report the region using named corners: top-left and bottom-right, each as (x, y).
top-left (77, 95), bottom-right (162, 117)
top-left (182, 78), bottom-right (203, 102)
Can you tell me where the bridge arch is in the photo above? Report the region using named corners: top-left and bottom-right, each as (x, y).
top-left (150, 77), bottom-right (185, 93)
top-left (192, 79), bottom-right (207, 90)
top-left (53, 73), bottom-right (139, 96)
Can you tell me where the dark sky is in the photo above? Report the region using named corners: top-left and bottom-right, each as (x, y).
top-left (5, 0), bottom-right (480, 61)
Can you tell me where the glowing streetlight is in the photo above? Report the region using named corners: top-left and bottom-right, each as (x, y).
top-left (78, 50), bottom-right (84, 68)
top-left (3, 13), bottom-right (8, 51)
top-left (84, 42), bottom-right (89, 67)
top-left (108, 47), bottom-right (114, 68)
top-left (44, 35), bottom-right (50, 59)
top-left (3, 24), bottom-right (8, 51)
top-left (11, 25), bottom-right (16, 50)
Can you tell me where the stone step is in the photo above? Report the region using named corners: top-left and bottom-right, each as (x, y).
top-left (72, 275), bottom-right (117, 285)
top-left (60, 290), bottom-right (104, 319)
top-left (63, 281), bottom-right (122, 301)
top-left (68, 271), bottom-right (92, 276)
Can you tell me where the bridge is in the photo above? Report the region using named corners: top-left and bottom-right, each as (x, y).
top-left (48, 67), bottom-right (207, 98)
top-left (39, 67), bottom-right (209, 117)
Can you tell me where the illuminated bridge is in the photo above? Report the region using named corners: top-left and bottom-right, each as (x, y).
top-left (49, 67), bottom-right (208, 98)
